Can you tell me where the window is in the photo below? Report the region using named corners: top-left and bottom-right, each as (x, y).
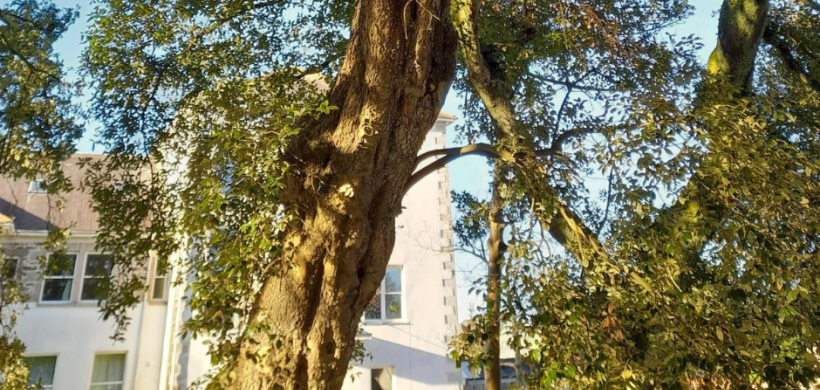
top-left (81, 254), bottom-right (113, 301)
top-left (90, 353), bottom-right (125, 390)
top-left (2, 256), bottom-right (18, 280)
top-left (24, 355), bottom-right (57, 389)
top-left (365, 267), bottom-right (403, 321)
top-left (371, 367), bottom-right (394, 390)
top-left (41, 253), bottom-right (77, 302)
top-left (28, 179), bottom-right (48, 193)
top-left (151, 263), bottom-right (169, 301)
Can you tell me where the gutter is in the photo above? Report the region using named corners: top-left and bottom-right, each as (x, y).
top-left (5, 229), bottom-right (97, 238)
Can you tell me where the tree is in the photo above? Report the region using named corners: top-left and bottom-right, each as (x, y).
top-left (82, 0), bottom-right (457, 389)
top-left (22, 1), bottom-right (817, 390)
top-left (0, 0), bottom-right (79, 387)
top-left (448, 0), bottom-right (820, 389)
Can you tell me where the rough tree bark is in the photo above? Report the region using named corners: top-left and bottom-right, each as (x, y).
top-left (226, 1), bottom-right (458, 389)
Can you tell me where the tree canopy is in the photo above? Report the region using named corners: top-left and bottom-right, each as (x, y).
top-left (0, 0), bottom-right (818, 389)
top-left (449, 0), bottom-right (820, 388)
top-left (0, 0), bottom-right (79, 388)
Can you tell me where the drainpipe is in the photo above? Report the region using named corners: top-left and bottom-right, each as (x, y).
top-left (158, 254), bottom-right (180, 389)
top-left (129, 256), bottom-right (151, 390)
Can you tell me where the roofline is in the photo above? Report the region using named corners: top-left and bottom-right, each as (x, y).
top-left (437, 112), bottom-right (457, 124)
top-left (69, 153), bottom-right (107, 157)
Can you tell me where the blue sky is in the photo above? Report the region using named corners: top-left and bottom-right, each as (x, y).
top-left (44, 0), bottom-right (722, 321)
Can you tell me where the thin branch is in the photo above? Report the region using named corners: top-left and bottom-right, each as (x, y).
top-left (527, 72), bottom-right (615, 92)
top-left (596, 169), bottom-right (614, 236)
top-left (0, 18), bottom-right (61, 82)
top-left (535, 127), bottom-right (591, 157)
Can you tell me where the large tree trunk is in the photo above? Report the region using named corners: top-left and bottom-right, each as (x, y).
top-left (225, 1), bottom-right (457, 389)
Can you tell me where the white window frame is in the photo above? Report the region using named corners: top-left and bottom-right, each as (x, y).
top-left (150, 258), bottom-right (170, 302)
top-left (39, 253), bottom-right (78, 304)
top-left (28, 178), bottom-right (48, 193)
top-left (80, 253), bottom-right (113, 302)
top-left (364, 266), bottom-right (406, 323)
top-left (88, 352), bottom-right (127, 390)
top-left (23, 353), bottom-right (58, 389)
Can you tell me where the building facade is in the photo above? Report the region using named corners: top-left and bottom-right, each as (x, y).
top-left (0, 115), bottom-right (461, 390)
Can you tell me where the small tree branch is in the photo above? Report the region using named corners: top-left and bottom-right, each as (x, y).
top-left (527, 71), bottom-right (615, 92)
top-left (535, 127), bottom-right (590, 157)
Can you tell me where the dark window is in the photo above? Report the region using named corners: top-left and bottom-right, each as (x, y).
top-left (81, 254), bottom-right (113, 301)
top-left (41, 254), bottom-right (77, 302)
top-left (2, 257), bottom-right (18, 280)
top-left (371, 368), bottom-right (393, 390)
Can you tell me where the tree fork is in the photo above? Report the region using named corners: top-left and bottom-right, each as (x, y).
top-left (222, 0), bottom-right (458, 388)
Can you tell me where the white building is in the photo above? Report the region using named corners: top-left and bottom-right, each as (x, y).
top-left (0, 114), bottom-right (461, 390)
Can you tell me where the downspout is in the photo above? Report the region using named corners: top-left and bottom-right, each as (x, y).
top-left (129, 256), bottom-right (151, 390)
top-left (158, 253), bottom-right (181, 389)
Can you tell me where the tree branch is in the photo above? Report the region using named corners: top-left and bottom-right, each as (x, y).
top-left (406, 125), bottom-right (588, 195)
top-left (763, 24), bottom-right (820, 94)
top-left (0, 15), bottom-right (61, 82)
top-left (790, 0), bottom-right (820, 13)
top-left (452, 0), bottom-right (608, 267)
top-left (405, 143), bottom-right (512, 193)
top-left (527, 72), bottom-right (615, 93)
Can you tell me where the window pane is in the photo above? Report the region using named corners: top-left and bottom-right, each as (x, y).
top-left (82, 255), bottom-right (112, 301)
top-left (25, 356), bottom-right (56, 386)
top-left (365, 289), bottom-right (381, 320)
top-left (45, 254), bottom-right (76, 277)
top-left (385, 294), bottom-right (402, 319)
top-left (42, 279), bottom-right (72, 301)
top-left (90, 385), bottom-right (122, 390)
top-left (384, 268), bottom-right (401, 293)
top-left (29, 180), bottom-right (47, 193)
top-left (85, 255), bottom-right (113, 277)
top-left (81, 278), bottom-right (107, 301)
top-left (371, 368), bottom-right (394, 390)
top-left (152, 276), bottom-right (166, 300)
top-left (91, 354), bottom-right (125, 384)
top-left (2, 257), bottom-right (17, 280)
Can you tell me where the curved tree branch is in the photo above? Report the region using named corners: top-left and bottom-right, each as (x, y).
top-left (452, 0), bottom-right (609, 267)
top-left (763, 24), bottom-right (820, 94)
top-left (405, 143), bottom-right (511, 193)
top-left (406, 124), bottom-right (590, 195)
